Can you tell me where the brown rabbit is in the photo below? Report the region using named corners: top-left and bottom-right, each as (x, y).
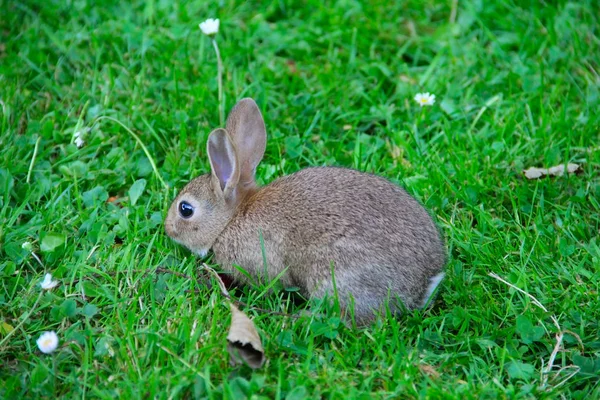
top-left (165, 98), bottom-right (446, 324)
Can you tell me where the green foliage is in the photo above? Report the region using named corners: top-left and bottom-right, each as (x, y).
top-left (128, 179), bottom-right (147, 206)
top-left (507, 361), bottom-right (535, 381)
top-left (1, 0), bottom-right (599, 398)
top-left (40, 233), bottom-right (66, 253)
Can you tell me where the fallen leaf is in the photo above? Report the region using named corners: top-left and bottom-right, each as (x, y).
top-left (523, 163), bottom-right (579, 180)
top-left (418, 363), bottom-right (440, 379)
top-left (523, 167), bottom-right (544, 179)
top-left (343, 124), bottom-right (352, 131)
top-left (547, 163), bottom-right (580, 176)
top-left (201, 263), bottom-right (266, 369)
top-left (227, 303), bottom-right (265, 369)
top-left (107, 196), bottom-right (119, 203)
top-left (286, 59), bottom-right (297, 74)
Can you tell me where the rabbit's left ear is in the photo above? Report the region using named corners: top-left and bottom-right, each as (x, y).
top-left (207, 128), bottom-right (240, 198)
top-left (225, 98), bottom-right (266, 188)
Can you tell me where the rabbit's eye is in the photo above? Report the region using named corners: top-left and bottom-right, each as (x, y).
top-left (179, 201), bottom-right (194, 218)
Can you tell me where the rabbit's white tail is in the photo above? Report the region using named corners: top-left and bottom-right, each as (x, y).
top-left (421, 272), bottom-right (445, 308)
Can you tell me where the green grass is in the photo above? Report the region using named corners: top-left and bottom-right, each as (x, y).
top-left (1, 0), bottom-right (599, 398)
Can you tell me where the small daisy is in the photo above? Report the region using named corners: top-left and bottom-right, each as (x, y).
top-left (199, 18), bottom-right (219, 36)
top-left (40, 273), bottom-right (59, 290)
top-left (414, 92), bottom-right (436, 107)
top-left (21, 241), bottom-right (33, 252)
top-left (36, 331), bottom-right (59, 354)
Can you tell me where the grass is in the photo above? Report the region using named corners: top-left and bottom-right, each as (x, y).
top-left (1, 0), bottom-right (599, 398)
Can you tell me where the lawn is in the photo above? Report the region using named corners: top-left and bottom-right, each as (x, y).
top-left (1, 0), bottom-right (599, 398)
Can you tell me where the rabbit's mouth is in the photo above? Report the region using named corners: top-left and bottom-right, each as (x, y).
top-left (166, 233), bottom-right (210, 258)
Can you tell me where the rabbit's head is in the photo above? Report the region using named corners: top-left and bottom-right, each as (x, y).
top-left (164, 98), bottom-right (266, 256)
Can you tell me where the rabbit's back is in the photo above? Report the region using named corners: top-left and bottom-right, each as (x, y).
top-left (213, 167), bottom-right (445, 317)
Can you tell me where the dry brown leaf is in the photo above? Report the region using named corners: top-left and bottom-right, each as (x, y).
top-left (286, 59), bottom-right (297, 74)
top-left (201, 264), bottom-right (266, 369)
top-left (523, 163), bottom-right (579, 180)
top-left (227, 303), bottom-right (265, 369)
top-left (418, 363), bottom-right (440, 379)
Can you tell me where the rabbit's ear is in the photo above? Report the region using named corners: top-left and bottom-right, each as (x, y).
top-left (225, 98), bottom-right (266, 187)
top-left (207, 128), bottom-right (240, 198)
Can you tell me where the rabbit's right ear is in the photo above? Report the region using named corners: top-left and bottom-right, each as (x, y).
top-left (225, 98), bottom-right (266, 188)
top-left (207, 128), bottom-right (240, 199)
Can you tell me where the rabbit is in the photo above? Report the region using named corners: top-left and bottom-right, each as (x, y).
top-left (165, 98), bottom-right (446, 325)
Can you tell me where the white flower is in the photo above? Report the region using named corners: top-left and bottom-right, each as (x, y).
top-left (73, 127), bottom-right (89, 148)
top-left (36, 331), bottom-right (59, 354)
top-left (40, 273), bottom-right (59, 290)
top-left (21, 242), bottom-right (33, 252)
top-left (199, 18), bottom-right (219, 36)
top-left (414, 92), bottom-right (436, 107)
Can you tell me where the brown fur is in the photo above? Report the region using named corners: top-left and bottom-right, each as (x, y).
top-left (165, 98), bottom-right (446, 324)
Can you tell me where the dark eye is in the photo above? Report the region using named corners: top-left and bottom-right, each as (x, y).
top-left (179, 201), bottom-right (194, 218)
